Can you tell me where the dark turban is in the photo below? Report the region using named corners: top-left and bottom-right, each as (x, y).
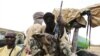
top-left (5, 32), bottom-right (16, 38)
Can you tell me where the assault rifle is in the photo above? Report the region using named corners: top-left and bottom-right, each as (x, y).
top-left (53, 1), bottom-right (65, 56)
top-left (54, 1), bottom-right (64, 39)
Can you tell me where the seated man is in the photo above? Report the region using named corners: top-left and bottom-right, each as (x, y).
top-left (24, 11), bottom-right (46, 45)
top-left (43, 12), bottom-right (56, 35)
top-left (43, 12), bottom-right (72, 56)
top-left (24, 12), bottom-right (46, 55)
top-left (0, 32), bottom-right (26, 56)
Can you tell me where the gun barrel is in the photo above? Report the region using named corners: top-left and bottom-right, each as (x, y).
top-left (59, 1), bottom-right (63, 16)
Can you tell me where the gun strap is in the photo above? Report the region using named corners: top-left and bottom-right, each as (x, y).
top-left (9, 46), bottom-right (15, 56)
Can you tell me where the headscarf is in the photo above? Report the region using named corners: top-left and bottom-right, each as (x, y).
top-left (33, 12), bottom-right (44, 24)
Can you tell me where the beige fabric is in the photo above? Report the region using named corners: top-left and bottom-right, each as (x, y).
top-left (24, 23), bottom-right (46, 45)
top-left (82, 3), bottom-right (100, 27)
top-left (26, 24), bottom-right (43, 37)
top-left (52, 8), bottom-right (86, 26)
top-left (88, 3), bottom-right (100, 27)
top-left (60, 28), bottom-right (71, 56)
top-left (53, 3), bottom-right (100, 27)
top-left (0, 46), bottom-right (26, 56)
top-left (24, 24), bottom-right (45, 55)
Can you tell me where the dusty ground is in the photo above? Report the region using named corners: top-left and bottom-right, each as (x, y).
top-left (87, 45), bottom-right (100, 56)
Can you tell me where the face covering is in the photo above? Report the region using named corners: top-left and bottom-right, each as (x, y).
top-left (34, 19), bottom-right (44, 24)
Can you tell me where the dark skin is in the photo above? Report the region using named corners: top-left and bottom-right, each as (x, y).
top-left (5, 36), bottom-right (16, 49)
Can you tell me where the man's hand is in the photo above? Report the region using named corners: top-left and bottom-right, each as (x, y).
top-left (25, 45), bottom-right (31, 54)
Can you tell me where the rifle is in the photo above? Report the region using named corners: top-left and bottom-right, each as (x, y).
top-left (53, 1), bottom-right (64, 56)
top-left (54, 1), bottom-right (63, 39)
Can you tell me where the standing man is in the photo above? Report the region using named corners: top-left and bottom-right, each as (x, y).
top-left (0, 32), bottom-right (26, 56)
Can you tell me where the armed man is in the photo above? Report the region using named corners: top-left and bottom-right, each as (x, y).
top-left (0, 32), bottom-right (26, 56)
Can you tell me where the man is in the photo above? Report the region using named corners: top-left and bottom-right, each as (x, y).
top-left (0, 32), bottom-right (26, 56)
top-left (26, 12), bottom-right (46, 38)
top-left (24, 11), bottom-right (46, 44)
top-left (24, 12), bottom-right (46, 55)
top-left (43, 12), bottom-right (72, 56)
top-left (43, 12), bottom-right (56, 35)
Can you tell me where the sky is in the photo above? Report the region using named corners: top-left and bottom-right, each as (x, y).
top-left (0, 0), bottom-right (100, 45)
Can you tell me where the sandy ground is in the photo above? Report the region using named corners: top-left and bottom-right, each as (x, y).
top-left (87, 45), bottom-right (100, 56)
